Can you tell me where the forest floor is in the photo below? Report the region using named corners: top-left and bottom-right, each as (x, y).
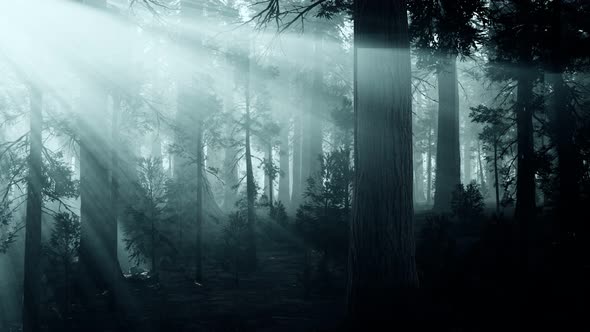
top-left (45, 221), bottom-right (347, 332)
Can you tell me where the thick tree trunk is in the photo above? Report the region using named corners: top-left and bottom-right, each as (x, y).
top-left (278, 120), bottom-right (290, 205)
top-left (195, 119), bottom-right (204, 283)
top-left (23, 86), bottom-right (42, 332)
top-left (347, 0), bottom-right (419, 327)
top-left (433, 54), bottom-right (461, 212)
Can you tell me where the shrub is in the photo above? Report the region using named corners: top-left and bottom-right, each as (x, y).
top-left (451, 181), bottom-right (485, 223)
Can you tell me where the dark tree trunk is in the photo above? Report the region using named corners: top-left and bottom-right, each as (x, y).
top-left (433, 54), bottom-right (461, 212)
top-left (278, 120), bottom-right (290, 205)
top-left (23, 86), bottom-right (42, 332)
top-left (347, 0), bottom-right (419, 327)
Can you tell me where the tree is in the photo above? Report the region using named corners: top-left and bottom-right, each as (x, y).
top-left (348, 0), bottom-right (419, 325)
top-left (124, 157), bottom-right (170, 277)
top-left (23, 85), bottom-right (42, 332)
top-left (45, 212), bottom-right (81, 317)
top-left (471, 105), bottom-right (512, 214)
top-left (409, 0), bottom-right (487, 211)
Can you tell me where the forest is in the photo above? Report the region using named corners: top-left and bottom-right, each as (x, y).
top-left (0, 0), bottom-right (589, 331)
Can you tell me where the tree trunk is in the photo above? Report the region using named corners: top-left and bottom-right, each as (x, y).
top-left (433, 54), bottom-right (461, 212)
top-left (23, 86), bottom-right (42, 332)
top-left (347, 0), bottom-right (419, 327)
top-left (195, 119), bottom-right (204, 283)
top-left (278, 120), bottom-right (290, 205)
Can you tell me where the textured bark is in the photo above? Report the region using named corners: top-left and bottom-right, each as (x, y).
top-left (347, 0), bottom-right (419, 327)
top-left (433, 55), bottom-right (461, 212)
top-left (23, 86), bottom-right (42, 332)
top-left (278, 120), bottom-right (290, 205)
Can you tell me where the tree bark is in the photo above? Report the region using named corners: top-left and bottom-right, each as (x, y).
top-left (23, 86), bottom-right (42, 332)
top-left (433, 54), bottom-right (461, 212)
top-left (347, 0), bottom-right (419, 327)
